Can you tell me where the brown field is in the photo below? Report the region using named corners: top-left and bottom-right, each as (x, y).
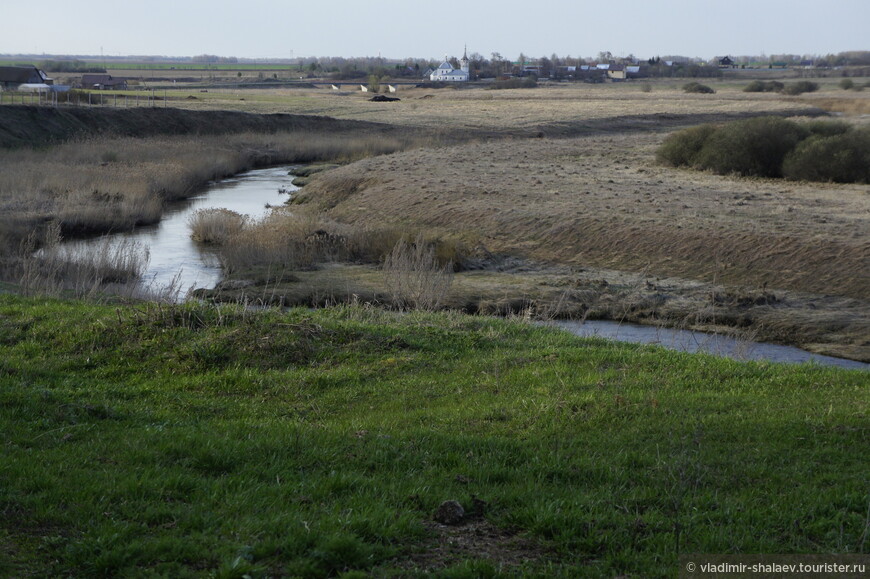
top-left (152, 81), bottom-right (831, 127)
top-left (233, 81), bottom-right (868, 360)
top-left (280, 123), bottom-right (868, 360)
top-left (2, 78), bottom-right (868, 360)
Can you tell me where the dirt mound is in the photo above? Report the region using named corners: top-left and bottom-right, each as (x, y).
top-left (369, 95), bottom-right (400, 102)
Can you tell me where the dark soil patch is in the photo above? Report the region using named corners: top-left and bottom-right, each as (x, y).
top-left (396, 519), bottom-right (551, 572)
top-left (369, 95), bottom-right (400, 102)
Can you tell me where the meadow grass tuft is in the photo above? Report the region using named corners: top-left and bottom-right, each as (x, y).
top-left (13, 223), bottom-right (150, 299)
top-left (1, 295), bottom-right (867, 576)
top-left (188, 208), bottom-right (250, 244)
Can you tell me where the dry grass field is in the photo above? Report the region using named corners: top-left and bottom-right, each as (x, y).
top-left (267, 81), bottom-right (868, 361)
top-left (157, 81), bottom-right (831, 129)
top-left (2, 78), bottom-right (868, 360)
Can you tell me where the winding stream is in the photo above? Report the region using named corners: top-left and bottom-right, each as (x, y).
top-left (67, 165), bottom-right (867, 371)
top-left (68, 166), bottom-right (298, 294)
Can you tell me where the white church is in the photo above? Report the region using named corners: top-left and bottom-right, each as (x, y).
top-left (429, 49), bottom-right (470, 82)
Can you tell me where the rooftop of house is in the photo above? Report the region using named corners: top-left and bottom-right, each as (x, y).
top-left (0, 65), bottom-right (43, 83)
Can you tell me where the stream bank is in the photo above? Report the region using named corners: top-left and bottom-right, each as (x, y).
top-left (199, 257), bottom-right (870, 366)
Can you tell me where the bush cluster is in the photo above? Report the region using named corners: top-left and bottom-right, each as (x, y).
top-left (682, 82), bottom-right (715, 94)
top-left (742, 80), bottom-right (819, 95)
top-left (781, 81), bottom-right (820, 95)
top-left (657, 117), bottom-right (870, 183)
top-left (743, 80), bottom-right (784, 93)
top-left (489, 76), bottom-right (538, 90)
top-left (782, 129), bottom-right (870, 183)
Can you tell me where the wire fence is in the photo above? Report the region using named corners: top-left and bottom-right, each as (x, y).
top-left (0, 90), bottom-right (168, 108)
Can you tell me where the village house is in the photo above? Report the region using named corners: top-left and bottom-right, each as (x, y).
top-left (429, 49), bottom-right (470, 82)
top-left (606, 64), bottom-right (626, 80)
top-left (0, 66), bottom-right (53, 90)
top-left (80, 74), bottom-right (128, 90)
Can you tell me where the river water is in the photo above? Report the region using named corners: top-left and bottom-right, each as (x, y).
top-left (68, 166), bottom-right (297, 295)
top-left (66, 165), bottom-right (867, 371)
top-left (546, 319), bottom-right (869, 371)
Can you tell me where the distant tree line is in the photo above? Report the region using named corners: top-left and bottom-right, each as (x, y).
top-left (25, 49), bottom-right (870, 80)
top-left (191, 55), bottom-right (240, 64)
top-left (295, 51), bottom-right (730, 81)
top-left (715, 51), bottom-right (870, 68)
top-left (38, 60), bottom-right (106, 73)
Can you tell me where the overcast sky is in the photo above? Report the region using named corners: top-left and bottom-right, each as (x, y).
top-left (2, 0), bottom-right (867, 61)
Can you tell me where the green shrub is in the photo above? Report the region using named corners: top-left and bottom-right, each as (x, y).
top-left (658, 119), bottom-right (868, 183)
top-left (839, 78), bottom-right (855, 90)
top-left (367, 74), bottom-right (381, 93)
top-left (683, 82), bottom-right (715, 94)
top-left (782, 128), bottom-right (870, 183)
top-left (781, 81), bottom-right (819, 95)
top-left (656, 124), bottom-right (717, 167)
top-left (694, 116), bottom-right (808, 178)
top-left (804, 119), bottom-right (851, 138)
top-left (767, 80), bottom-right (785, 92)
top-left (743, 80), bottom-right (783, 93)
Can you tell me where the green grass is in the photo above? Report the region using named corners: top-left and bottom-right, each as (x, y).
top-left (1, 295), bottom-right (867, 577)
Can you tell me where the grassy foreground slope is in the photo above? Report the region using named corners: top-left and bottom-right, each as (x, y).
top-left (1, 295), bottom-right (867, 577)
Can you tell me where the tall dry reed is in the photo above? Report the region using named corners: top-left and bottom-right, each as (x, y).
top-left (382, 234), bottom-right (454, 311)
top-left (15, 222), bottom-right (150, 299)
top-left (188, 209), bottom-right (250, 244)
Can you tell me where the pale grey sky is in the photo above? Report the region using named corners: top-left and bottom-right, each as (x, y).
top-left (2, 0), bottom-right (866, 61)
